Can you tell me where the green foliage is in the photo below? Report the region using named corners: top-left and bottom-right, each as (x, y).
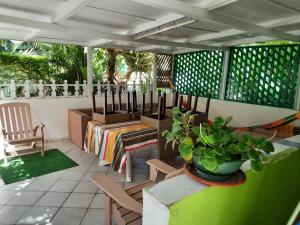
top-left (163, 107), bottom-right (275, 172)
top-left (0, 40), bottom-right (86, 84)
top-left (0, 52), bottom-right (51, 83)
top-left (93, 48), bottom-right (126, 83)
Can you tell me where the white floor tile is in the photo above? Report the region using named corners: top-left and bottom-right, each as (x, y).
top-left (89, 194), bottom-right (105, 209)
top-left (0, 191), bottom-right (18, 204)
top-left (24, 179), bottom-right (57, 191)
top-left (0, 205), bottom-right (30, 224)
top-left (63, 193), bottom-right (94, 208)
top-left (16, 206), bottom-right (58, 224)
top-left (0, 179), bottom-right (33, 191)
top-left (82, 172), bottom-right (103, 181)
top-left (81, 208), bottom-right (105, 225)
top-left (59, 171), bottom-right (85, 181)
top-left (50, 207), bottom-right (87, 225)
top-left (35, 192), bottom-right (69, 207)
top-left (67, 164), bottom-right (90, 172)
top-left (73, 181), bottom-right (98, 194)
top-left (88, 163), bottom-right (109, 172)
top-left (37, 171), bottom-right (66, 180)
top-left (7, 191), bottom-right (44, 206)
top-left (105, 171), bottom-right (126, 183)
top-left (49, 181), bottom-right (77, 192)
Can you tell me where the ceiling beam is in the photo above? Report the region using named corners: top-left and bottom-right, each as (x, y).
top-left (128, 0), bottom-right (237, 37)
top-left (130, 0), bottom-right (300, 42)
top-left (0, 5), bottom-right (51, 22)
top-left (214, 36), bottom-right (274, 47)
top-left (185, 14), bottom-right (300, 44)
top-left (132, 17), bottom-right (196, 39)
top-left (25, 0), bottom-right (93, 41)
top-left (0, 14), bottom-right (225, 50)
top-left (128, 13), bottom-right (185, 35)
top-left (135, 45), bottom-right (176, 54)
top-left (88, 39), bottom-right (113, 47)
top-left (52, 0), bottom-right (94, 23)
top-left (32, 36), bottom-right (88, 46)
top-left (91, 42), bottom-right (137, 51)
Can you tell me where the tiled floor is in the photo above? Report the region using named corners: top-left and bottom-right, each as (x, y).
top-left (0, 140), bottom-right (150, 225)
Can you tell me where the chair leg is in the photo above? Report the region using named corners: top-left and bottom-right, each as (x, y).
top-left (105, 195), bottom-right (112, 225)
top-left (3, 146), bottom-right (8, 164)
top-left (41, 139), bottom-right (45, 157)
top-left (125, 151), bottom-right (132, 183)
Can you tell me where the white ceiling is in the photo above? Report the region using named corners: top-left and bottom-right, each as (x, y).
top-left (0, 0), bottom-right (299, 53)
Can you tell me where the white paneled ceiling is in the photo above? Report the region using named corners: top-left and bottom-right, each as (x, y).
top-left (0, 0), bottom-right (299, 53)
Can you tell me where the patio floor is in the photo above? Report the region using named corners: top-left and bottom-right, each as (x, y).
top-left (0, 140), bottom-right (150, 225)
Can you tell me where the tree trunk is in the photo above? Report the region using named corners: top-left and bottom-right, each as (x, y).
top-left (125, 69), bottom-right (133, 81)
top-left (107, 49), bottom-right (117, 84)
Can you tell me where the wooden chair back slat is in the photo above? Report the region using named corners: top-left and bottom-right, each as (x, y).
top-left (3, 106), bottom-right (12, 140)
top-left (0, 103), bottom-right (34, 140)
top-left (20, 104), bottom-right (30, 138)
top-left (8, 106), bottom-right (18, 140)
top-left (15, 106), bottom-right (24, 139)
top-left (25, 104), bottom-right (33, 133)
top-left (0, 107), bottom-right (6, 134)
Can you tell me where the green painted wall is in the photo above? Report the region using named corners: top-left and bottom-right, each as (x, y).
top-left (169, 149), bottom-right (300, 225)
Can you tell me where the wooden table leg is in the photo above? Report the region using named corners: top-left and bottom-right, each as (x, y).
top-left (125, 151), bottom-right (132, 182)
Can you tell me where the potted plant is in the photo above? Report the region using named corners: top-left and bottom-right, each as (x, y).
top-left (163, 107), bottom-right (275, 181)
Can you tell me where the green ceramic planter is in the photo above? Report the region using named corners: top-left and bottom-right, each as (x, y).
top-left (193, 155), bottom-right (244, 181)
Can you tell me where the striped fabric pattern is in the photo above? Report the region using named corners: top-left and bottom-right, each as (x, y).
top-left (84, 121), bottom-right (158, 173)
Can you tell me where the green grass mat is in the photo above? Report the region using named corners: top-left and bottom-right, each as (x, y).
top-left (0, 149), bottom-right (78, 184)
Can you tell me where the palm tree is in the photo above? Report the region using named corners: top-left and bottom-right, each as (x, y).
top-left (106, 48), bottom-right (119, 84)
top-left (120, 51), bottom-right (154, 81)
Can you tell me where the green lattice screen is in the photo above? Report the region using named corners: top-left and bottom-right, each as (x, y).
top-left (157, 54), bottom-right (173, 88)
top-left (173, 50), bottom-right (224, 98)
top-left (225, 45), bottom-right (300, 109)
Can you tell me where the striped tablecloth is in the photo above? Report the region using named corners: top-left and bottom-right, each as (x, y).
top-left (84, 120), bottom-right (158, 173)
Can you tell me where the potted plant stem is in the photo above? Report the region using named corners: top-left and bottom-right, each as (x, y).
top-left (163, 107), bottom-right (275, 181)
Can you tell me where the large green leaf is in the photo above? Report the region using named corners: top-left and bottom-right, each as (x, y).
top-left (202, 157), bottom-right (218, 171)
top-left (251, 160), bottom-right (263, 172)
top-left (179, 143), bottom-right (193, 161)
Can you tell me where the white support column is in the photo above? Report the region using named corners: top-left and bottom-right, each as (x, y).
top-left (220, 49), bottom-right (230, 100)
top-left (152, 53), bottom-right (158, 91)
top-left (171, 53), bottom-right (175, 89)
top-left (294, 60), bottom-right (300, 110)
top-left (86, 46), bottom-right (93, 97)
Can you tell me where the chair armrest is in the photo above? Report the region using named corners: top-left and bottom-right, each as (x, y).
top-left (91, 173), bottom-right (142, 214)
top-left (0, 127), bottom-right (5, 136)
top-left (146, 159), bottom-right (177, 181)
top-left (33, 124), bottom-right (45, 136)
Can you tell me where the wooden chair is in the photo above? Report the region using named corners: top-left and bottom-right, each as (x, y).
top-left (91, 159), bottom-right (183, 225)
top-left (0, 102), bottom-right (45, 163)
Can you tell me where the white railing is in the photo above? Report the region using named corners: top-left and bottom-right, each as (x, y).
top-left (0, 80), bottom-right (148, 100)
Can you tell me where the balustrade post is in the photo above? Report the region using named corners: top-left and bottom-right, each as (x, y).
top-left (75, 81), bottom-right (80, 97)
top-left (96, 80), bottom-right (101, 96)
top-left (83, 80), bottom-right (88, 97)
top-left (63, 80), bottom-right (68, 97)
top-left (24, 80), bottom-right (30, 99)
top-left (51, 80), bottom-right (57, 97)
top-left (106, 84), bottom-right (110, 95)
top-left (10, 80), bottom-right (16, 99)
top-left (133, 81), bottom-right (136, 91)
top-left (124, 83), bottom-right (128, 95)
top-left (38, 80), bottom-right (44, 98)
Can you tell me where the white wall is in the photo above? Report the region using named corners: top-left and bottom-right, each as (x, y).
top-left (192, 97), bottom-right (297, 127)
top-left (1, 94), bottom-right (297, 141)
top-left (0, 93), bottom-right (156, 141)
top-left (1, 97), bottom-right (93, 141)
